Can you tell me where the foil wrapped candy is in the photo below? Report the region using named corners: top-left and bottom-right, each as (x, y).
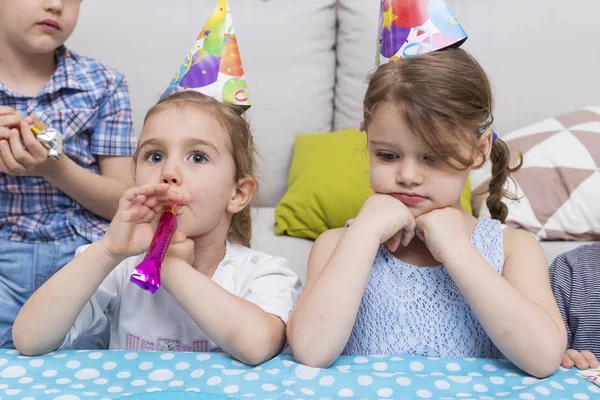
top-left (30, 126), bottom-right (63, 160)
top-left (130, 205), bottom-right (180, 293)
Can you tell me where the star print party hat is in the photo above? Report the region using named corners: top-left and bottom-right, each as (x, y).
top-left (376, 0), bottom-right (468, 65)
top-left (162, 0), bottom-right (251, 109)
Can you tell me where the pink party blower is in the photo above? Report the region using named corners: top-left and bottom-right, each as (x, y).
top-left (130, 205), bottom-right (180, 293)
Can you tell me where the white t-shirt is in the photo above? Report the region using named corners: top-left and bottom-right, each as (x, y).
top-left (60, 241), bottom-right (302, 352)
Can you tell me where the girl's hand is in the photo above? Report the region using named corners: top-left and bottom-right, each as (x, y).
top-left (355, 193), bottom-right (416, 252)
top-left (415, 207), bottom-right (472, 263)
top-left (99, 183), bottom-right (187, 260)
top-left (562, 349), bottom-right (599, 370)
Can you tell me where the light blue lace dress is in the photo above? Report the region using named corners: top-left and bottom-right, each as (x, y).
top-left (342, 217), bottom-right (505, 358)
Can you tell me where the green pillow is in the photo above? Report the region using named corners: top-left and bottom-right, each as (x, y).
top-left (275, 128), bottom-right (472, 240)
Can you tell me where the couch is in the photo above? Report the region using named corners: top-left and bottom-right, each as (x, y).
top-left (68, 0), bottom-right (600, 282)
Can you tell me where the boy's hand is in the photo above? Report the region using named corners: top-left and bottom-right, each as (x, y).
top-left (0, 107), bottom-right (25, 129)
top-left (99, 183), bottom-right (187, 261)
top-left (562, 349), bottom-right (598, 370)
top-left (0, 115), bottom-right (52, 177)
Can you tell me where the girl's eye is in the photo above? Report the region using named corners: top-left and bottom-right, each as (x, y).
top-left (423, 154), bottom-right (441, 164)
top-left (376, 152), bottom-right (397, 162)
top-left (145, 152), bottom-right (164, 164)
top-left (188, 152), bottom-right (207, 164)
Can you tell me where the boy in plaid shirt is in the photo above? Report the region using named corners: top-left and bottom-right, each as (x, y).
top-left (0, 0), bottom-right (137, 348)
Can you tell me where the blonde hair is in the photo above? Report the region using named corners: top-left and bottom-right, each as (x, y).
top-left (363, 48), bottom-right (522, 223)
top-left (139, 91), bottom-right (257, 247)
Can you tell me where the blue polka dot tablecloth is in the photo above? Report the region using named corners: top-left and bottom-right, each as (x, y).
top-left (0, 350), bottom-right (599, 400)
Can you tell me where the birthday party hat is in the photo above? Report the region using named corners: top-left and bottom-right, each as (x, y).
top-left (162, 0), bottom-right (250, 109)
top-left (376, 0), bottom-right (468, 65)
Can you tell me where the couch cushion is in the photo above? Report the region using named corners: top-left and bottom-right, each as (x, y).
top-left (334, 0), bottom-right (600, 135)
top-left (68, 0), bottom-right (338, 207)
top-left (251, 207), bottom-right (313, 284)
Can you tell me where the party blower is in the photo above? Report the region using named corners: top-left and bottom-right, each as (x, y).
top-left (130, 205), bottom-right (180, 293)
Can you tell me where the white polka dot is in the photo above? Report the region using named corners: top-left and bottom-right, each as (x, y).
top-left (358, 375), bottom-right (373, 386)
top-left (149, 369), bottom-right (174, 382)
top-left (449, 376), bottom-right (472, 384)
top-left (282, 380), bottom-right (296, 386)
top-left (57, 378), bottom-right (71, 384)
top-left (83, 393), bottom-right (98, 397)
top-left (159, 353), bottom-right (175, 361)
top-left (5, 350), bottom-right (19, 354)
top-left (300, 388), bottom-right (315, 395)
top-left (282, 360), bottom-right (294, 367)
top-left (410, 361), bottom-right (425, 371)
top-left (354, 357), bottom-right (369, 364)
top-left (185, 388), bottom-right (200, 393)
top-left (295, 364), bottom-right (321, 380)
top-left (396, 377), bottom-right (412, 386)
top-left (490, 376), bottom-right (505, 385)
top-left (446, 363), bottom-right (461, 372)
top-left (468, 372), bottom-right (483, 377)
top-left (43, 370), bottom-right (58, 378)
top-left (550, 381), bottom-right (564, 390)
top-left (378, 388), bottom-right (394, 398)
top-left (266, 368), bottom-right (280, 375)
top-left (131, 380), bottom-right (146, 386)
top-left (435, 380), bottom-right (451, 390)
top-left (53, 353), bottom-right (67, 358)
top-left (18, 377), bottom-right (33, 385)
top-left (416, 390), bottom-right (433, 398)
top-left (505, 372), bottom-right (520, 377)
top-left (124, 353), bottom-right (138, 360)
top-left (262, 384), bottom-right (278, 391)
top-left (22, 397), bottom-right (36, 400)
top-left (190, 369), bottom-right (205, 378)
top-left (522, 377), bottom-right (541, 385)
top-left (564, 378), bottom-right (579, 385)
top-left (223, 369), bottom-right (245, 376)
top-left (283, 390), bottom-right (295, 396)
top-left (75, 369), bottom-right (100, 380)
top-left (102, 362), bottom-right (116, 371)
top-left (207, 376), bottom-right (222, 386)
top-left (535, 386), bottom-right (551, 395)
top-left (588, 385), bottom-right (600, 394)
top-left (430, 372), bottom-right (445, 376)
top-left (211, 364), bottom-right (225, 369)
top-left (29, 359), bottom-right (44, 367)
top-left (456, 394), bottom-right (471, 398)
top-left (512, 386), bottom-right (527, 390)
top-left (32, 385), bottom-right (47, 389)
top-left (146, 388), bottom-right (162, 393)
top-left (338, 388), bottom-right (354, 397)
top-left (483, 364), bottom-right (497, 371)
top-left (0, 359), bottom-right (7, 366)
top-left (0, 384), bottom-right (8, 389)
top-left (573, 394), bottom-right (589, 400)
top-left (473, 384), bottom-right (488, 392)
top-left (336, 365), bottom-right (351, 373)
top-left (93, 378), bottom-right (108, 385)
top-left (4, 389), bottom-right (21, 395)
top-left (0, 365), bottom-right (27, 378)
top-left (108, 387), bottom-right (123, 393)
top-left (196, 354), bottom-right (210, 361)
top-left (175, 362), bottom-right (190, 371)
top-left (224, 385), bottom-right (240, 394)
top-left (244, 373), bottom-right (259, 381)
top-left (116, 371), bottom-right (131, 379)
top-left (87, 352), bottom-right (103, 360)
top-left (70, 384), bottom-right (85, 389)
top-left (518, 394), bottom-right (535, 400)
top-left (139, 362), bottom-right (153, 371)
top-left (479, 397), bottom-right (495, 400)
top-left (374, 362), bottom-right (388, 371)
top-left (169, 380), bottom-right (184, 387)
top-left (52, 396), bottom-right (79, 400)
top-left (319, 375), bottom-right (335, 386)
top-left (66, 361), bottom-right (81, 369)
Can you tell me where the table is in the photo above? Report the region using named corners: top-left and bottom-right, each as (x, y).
top-left (1, 349), bottom-right (598, 399)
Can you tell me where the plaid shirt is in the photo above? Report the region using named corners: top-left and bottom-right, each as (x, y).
top-left (0, 46), bottom-right (137, 243)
